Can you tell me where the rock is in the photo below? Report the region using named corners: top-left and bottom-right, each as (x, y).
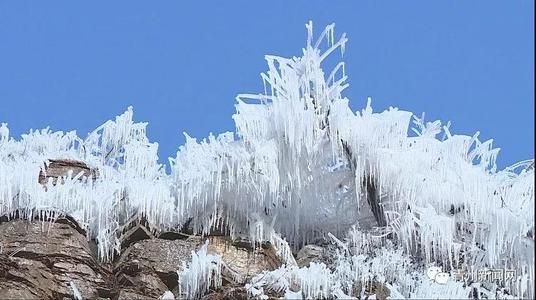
top-left (207, 236), bottom-right (281, 285)
top-left (353, 280), bottom-right (391, 300)
top-left (117, 214), bottom-right (160, 250)
top-left (117, 289), bottom-right (152, 300)
top-left (159, 231), bottom-right (193, 240)
top-left (0, 216), bottom-right (284, 299)
top-left (0, 219), bottom-right (111, 299)
top-left (114, 235), bottom-right (279, 298)
top-left (201, 287), bottom-right (248, 300)
top-left (120, 223), bottom-right (154, 249)
top-left (38, 158), bottom-right (98, 186)
top-left (114, 236), bottom-right (203, 298)
top-left (296, 244), bottom-right (324, 268)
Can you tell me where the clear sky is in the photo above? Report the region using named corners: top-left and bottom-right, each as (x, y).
top-left (0, 1), bottom-right (533, 169)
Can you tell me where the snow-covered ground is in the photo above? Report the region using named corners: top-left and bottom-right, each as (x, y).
top-left (0, 22), bottom-right (533, 299)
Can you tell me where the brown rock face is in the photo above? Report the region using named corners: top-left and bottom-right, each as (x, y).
top-left (201, 287), bottom-right (248, 300)
top-left (0, 215), bottom-right (285, 299)
top-left (38, 159), bottom-right (98, 186)
top-left (207, 237), bottom-right (281, 285)
top-left (114, 236), bottom-right (203, 298)
top-left (0, 219), bottom-right (110, 299)
top-left (0, 218), bottom-right (204, 299)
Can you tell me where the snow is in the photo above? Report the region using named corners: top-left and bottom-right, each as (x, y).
top-left (0, 21), bottom-right (533, 299)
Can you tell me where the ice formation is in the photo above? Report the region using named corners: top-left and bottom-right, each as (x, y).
top-left (160, 291), bottom-right (175, 300)
top-left (0, 21), bottom-right (533, 298)
top-left (69, 281), bottom-right (82, 300)
top-left (177, 241), bottom-right (222, 299)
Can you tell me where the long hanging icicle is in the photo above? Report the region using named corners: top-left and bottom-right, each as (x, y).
top-left (0, 21), bottom-right (533, 299)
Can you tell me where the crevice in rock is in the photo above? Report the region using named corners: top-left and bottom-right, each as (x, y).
top-left (155, 271), bottom-right (179, 292)
top-left (119, 224), bottom-right (154, 250)
top-left (365, 176), bottom-right (387, 227)
top-left (341, 137), bottom-right (388, 229)
top-left (97, 286), bottom-right (118, 300)
top-left (158, 231), bottom-right (192, 240)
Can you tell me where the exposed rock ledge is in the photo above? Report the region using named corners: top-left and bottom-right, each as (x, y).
top-left (0, 159), bottom-right (389, 300)
top-left (0, 217), bottom-right (285, 300)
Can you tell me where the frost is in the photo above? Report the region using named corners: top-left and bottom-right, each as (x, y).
top-left (0, 122), bottom-right (8, 143)
top-left (245, 238), bottom-right (415, 299)
top-left (0, 21), bottom-right (533, 299)
top-left (284, 290), bottom-right (303, 300)
top-left (177, 240), bottom-right (222, 299)
top-left (160, 290), bottom-right (175, 300)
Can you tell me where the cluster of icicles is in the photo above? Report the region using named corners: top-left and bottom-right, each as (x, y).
top-left (0, 22), bottom-right (533, 298)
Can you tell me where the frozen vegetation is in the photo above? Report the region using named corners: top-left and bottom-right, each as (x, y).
top-left (0, 22), bottom-right (534, 299)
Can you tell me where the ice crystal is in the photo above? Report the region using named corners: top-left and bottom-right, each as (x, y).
top-left (177, 240), bottom-right (222, 299)
top-left (0, 21), bottom-right (533, 298)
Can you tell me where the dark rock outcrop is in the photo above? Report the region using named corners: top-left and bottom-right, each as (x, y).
top-left (114, 236), bottom-right (202, 298)
top-left (38, 159), bottom-right (98, 186)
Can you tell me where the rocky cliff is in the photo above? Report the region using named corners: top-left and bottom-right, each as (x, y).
top-left (0, 216), bottom-right (284, 299)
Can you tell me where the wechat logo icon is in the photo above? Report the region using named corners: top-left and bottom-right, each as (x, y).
top-left (426, 266), bottom-right (449, 284)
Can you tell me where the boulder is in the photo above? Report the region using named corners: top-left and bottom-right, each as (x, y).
top-left (38, 159), bottom-right (98, 186)
top-left (0, 219), bottom-right (110, 299)
top-left (114, 236), bottom-right (203, 298)
top-left (296, 244), bottom-right (324, 268)
top-left (201, 287), bottom-right (248, 300)
top-left (207, 236), bottom-right (281, 285)
top-left (0, 216), bottom-right (285, 299)
top-left (118, 214), bottom-right (157, 250)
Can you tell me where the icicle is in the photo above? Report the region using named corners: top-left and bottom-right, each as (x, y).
top-left (160, 291), bottom-right (175, 300)
top-left (0, 21), bottom-right (532, 298)
top-left (178, 240), bottom-right (222, 299)
top-left (70, 281), bottom-right (82, 300)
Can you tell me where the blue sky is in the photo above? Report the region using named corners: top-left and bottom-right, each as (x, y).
top-left (0, 1), bottom-right (533, 169)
